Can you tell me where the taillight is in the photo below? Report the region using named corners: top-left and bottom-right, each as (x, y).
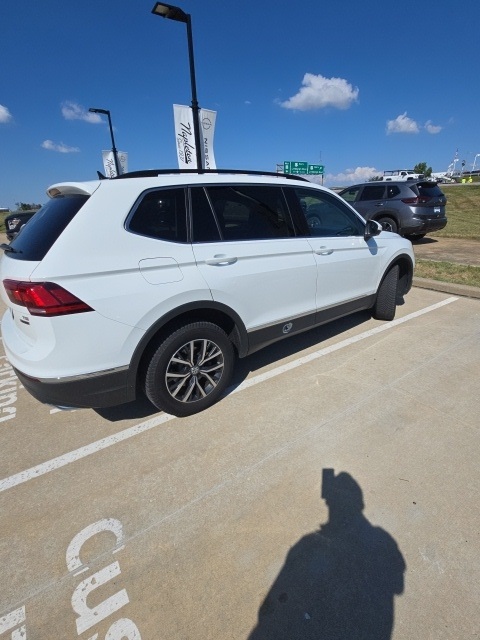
top-left (2, 280), bottom-right (93, 316)
top-left (401, 196), bottom-right (431, 205)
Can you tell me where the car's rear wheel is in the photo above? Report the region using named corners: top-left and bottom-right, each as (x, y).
top-left (376, 216), bottom-right (398, 234)
top-left (145, 322), bottom-right (234, 417)
top-left (372, 264), bottom-right (399, 321)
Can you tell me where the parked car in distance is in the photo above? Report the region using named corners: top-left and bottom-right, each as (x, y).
top-left (338, 180), bottom-right (447, 240)
top-left (4, 210), bottom-right (38, 241)
top-left (0, 169), bottom-right (414, 417)
top-left (381, 169), bottom-right (424, 181)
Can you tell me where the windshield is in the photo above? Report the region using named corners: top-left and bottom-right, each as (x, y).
top-left (7, 194), bottom-right (89, 261)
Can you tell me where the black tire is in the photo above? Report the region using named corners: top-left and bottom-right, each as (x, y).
top-left (372, 265), bottom-right (399, 321)
top-left (405, 233), bottom-right (426, 241)
top-left (145, 322), bottom-right (234, 417)
top-left (376, 216), bottom-right (398, 234)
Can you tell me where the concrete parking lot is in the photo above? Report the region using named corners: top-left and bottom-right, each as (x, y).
top-left (1, 286), bottom-right (479, 639)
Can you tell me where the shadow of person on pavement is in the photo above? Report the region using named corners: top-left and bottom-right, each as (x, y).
top-left (248, 469), bottom-right (406, 640)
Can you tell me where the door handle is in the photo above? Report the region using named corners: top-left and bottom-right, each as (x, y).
top-left (205, 254), bottom-right (238, 266)
top-left (314, 246), bottom-right (334, 256)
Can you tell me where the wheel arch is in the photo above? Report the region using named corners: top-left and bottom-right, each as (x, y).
top-left (126, 301), bottom-right (248, 396)
top-left (371, 208), bottom-right (400, 228)
top-left (379, 254), bottom-right (414, 298)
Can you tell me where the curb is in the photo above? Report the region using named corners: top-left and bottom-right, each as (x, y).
top-left (413, 277), bottom-right (480, 299)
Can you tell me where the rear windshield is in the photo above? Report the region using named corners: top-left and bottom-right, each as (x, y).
top-left (413, 183), bottom-right (445, 197)
top-left (6, 194), bottom-right (88, 261)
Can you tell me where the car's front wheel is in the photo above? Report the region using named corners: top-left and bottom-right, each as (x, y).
top-left (372, 264), bottom-right (399, 321)
top-left (145, 322), bottom-right (235, 416)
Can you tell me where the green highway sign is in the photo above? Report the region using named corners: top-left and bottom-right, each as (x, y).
top-left (284, 161), bottom-right (324, 175)
top-left (284, 161), bottom-right (308, 174)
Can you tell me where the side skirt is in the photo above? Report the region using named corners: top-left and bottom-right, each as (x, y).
top-left (245, 295), bottom-right (376, 356)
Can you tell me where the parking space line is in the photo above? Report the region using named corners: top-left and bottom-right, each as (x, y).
top-left (0, 296), bottom-right (458, 494)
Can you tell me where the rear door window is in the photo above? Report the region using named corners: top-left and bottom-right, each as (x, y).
top-left (204, 185), bottom-right (295, 240)
top-left (359, 185), bottom-right (386, 201)
top-left (190, 187), bottom-right (222, 243)
top-left (6, 195), bottom-right (89, 261)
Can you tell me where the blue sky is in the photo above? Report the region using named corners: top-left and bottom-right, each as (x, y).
top-left (1, 0), bottom-right (479, 209)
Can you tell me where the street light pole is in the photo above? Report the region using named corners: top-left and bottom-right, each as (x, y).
top-left (89, 107), bottom-right (121, 177)
top-left (151, 2), bottom-right (203, 172)
top-left (184, 14), bottom-right (203, 172)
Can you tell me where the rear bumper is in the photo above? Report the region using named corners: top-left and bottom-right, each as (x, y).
top-left (402, 217), bottom-right (447, 236)
top-left (13, 366), bottom-right (136, 409)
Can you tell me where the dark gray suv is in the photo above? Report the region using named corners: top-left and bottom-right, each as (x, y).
top-left (338, 181), bottom-right (447, 240)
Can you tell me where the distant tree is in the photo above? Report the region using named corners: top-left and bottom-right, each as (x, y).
top-left (15, 202), bottom-right (42, 211)
top-left (413, 162), bottom-right (432, 177)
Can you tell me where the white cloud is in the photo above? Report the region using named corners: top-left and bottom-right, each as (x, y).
top-left (61, 101), bottom-right (102, 123)
top-left (280, 73), bottom-right (359, 111)
top-left (386, 112), bottom-right (419, 134)
top-left (42, 139), bottom-right (80, 153)
top-left (321, 166), bottom-right (380, 187)
top-left (425, 120), bottom-right (442, 134)
top-left (386, 113), bottom-right (443, 135)
top-left (0, 104), bottom-right (13, 123)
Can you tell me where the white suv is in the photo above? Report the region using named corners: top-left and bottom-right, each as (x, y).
top-left (0, 170), bottom-right (414, 417)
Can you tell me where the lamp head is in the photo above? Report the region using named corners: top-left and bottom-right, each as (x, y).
top-left (89, 108), bottom-right (110, 115)
top-left (151, 2), bottom-right (188, 23)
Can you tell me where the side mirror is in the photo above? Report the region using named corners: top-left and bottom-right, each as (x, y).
top-left (364, 219), bottom-right (382, 240)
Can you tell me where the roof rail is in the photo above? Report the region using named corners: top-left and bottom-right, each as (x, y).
top-left (111, 168), bottom-right (310, 182)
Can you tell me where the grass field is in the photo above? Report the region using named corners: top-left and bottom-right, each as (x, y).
top-left (432, 183), bottom-right (480, 240)
top-left (415, 183), bottom-right (480, 287)
top-left (415, 260), bottom-right (480, 288)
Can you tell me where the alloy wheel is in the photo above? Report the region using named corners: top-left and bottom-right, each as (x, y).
top-left (165, 338), bottom-right (225, 403)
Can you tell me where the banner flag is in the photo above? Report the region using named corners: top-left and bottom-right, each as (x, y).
top-left (173, 104), bottom-right (197, 169)
top-left (102, 151), bottom-right (128, 177)
top-left (199, 108), bottom-right (216, 170)
top-left (173, 104), bottom-right (217, 170)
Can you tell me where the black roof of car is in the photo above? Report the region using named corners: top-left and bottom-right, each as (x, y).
top-left (340, 180), bottom-right (439, 190)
